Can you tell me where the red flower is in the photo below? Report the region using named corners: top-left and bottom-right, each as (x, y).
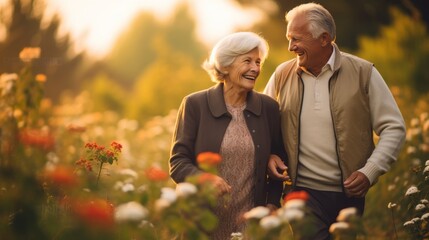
top-left (43, 166), bottom-right (79, 188)
top-left (283, 190), bottom-right (309, 204)
top-left (197, 152), bottom-right (222, 166)
top-left (111, 141), bottom-right (122, 152)
top-left (145, 166), bottom-right (169, 181)
top-left (71, 198), bottom-right (114, 229)
top-left (84, 142), bottom-right (98, 150)
top-left (19, 128), bottom-right (55, 150)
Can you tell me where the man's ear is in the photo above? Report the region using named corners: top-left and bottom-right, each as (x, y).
top-left (320, 32), bottom-right (331, 47)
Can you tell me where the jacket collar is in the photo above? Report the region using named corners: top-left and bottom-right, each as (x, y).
top-left (207, 83), bottom-right (262, 118)
top-left (331, 42), bottom-right (342, 72)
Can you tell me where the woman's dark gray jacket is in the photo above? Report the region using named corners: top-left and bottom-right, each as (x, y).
top-left (169, 83), bottom-right (286, 207)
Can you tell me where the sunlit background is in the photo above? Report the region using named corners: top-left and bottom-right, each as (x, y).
top-left (42, 0), bottom-right (266, 57)
top-left (1, 0), bottom-right (429, 239)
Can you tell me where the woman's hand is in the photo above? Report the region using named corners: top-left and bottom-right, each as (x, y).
top-left (206, 173), bottom-right (232, 196)
top-left (266, 203), bottom-right (278, 213)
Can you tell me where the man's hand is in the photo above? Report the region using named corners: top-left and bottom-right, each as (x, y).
top-left (267, 154), bottom-right (289, 181)
top-left (344, 171), bottom-right (370, 198)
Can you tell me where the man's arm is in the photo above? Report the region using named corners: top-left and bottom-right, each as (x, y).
top-left (350, 67), bottom-right (406, 191)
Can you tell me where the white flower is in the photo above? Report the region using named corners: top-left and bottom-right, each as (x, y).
top-left (154, 199), bottom-right (171, 211)
top-left (420, 144), bottom-right (429, 152)
top-left (406, 146), bottom-right (417, 154)
top-left (118, 168), bottom-right (138, 178)
top-left (410, 118), bottom-right (420, 127)
top-left (260, 215), bottom-right (281, 230)
top-left (420, 199), bottom-right (429, 204)
top-left (137, 184), bottom-right (148, 193)
top-left (403, 220), bottom-right (414, 227)
top-left (405, 186), bottom-right (420, 196)
top-left (424, 166), bottom-right (429, 175)
top-left (0, 73), bottom-right (18, 96)
top-left (138, 220), bottom-right (154, 229)
top-left (284, 199), bottom-right (306, 210)
top-left (277, 208), bottom-right (305, 222)
top-left (118, 119), bottom-right (139, 131)
top-left (115, 201), bottom-right (148, 223)
top-left (425, 160), bottom-right (429, 166)
top-left (421, 213), bottom-right (429, 220)
top-left (388, 202), bottom-right (397, 209)
top-left (230, 232), bottom-right (243, 240)
top-left (160, 187), bottom-right (177, 203)
top-left (336, 207), bottom-right (358, 222)
top-left (243, 206), bottom-right (270, 219)
top-left (113, 181), bottom-right (124, 190)
top-left (406, 128), bottom-right (421, 141)
top-left (176, 182), bottom-right (197, 198)
top-left (121, 183), bottom-right (135, 193)
top-left (329, 222), bottom-right (350, 233)
top-left (412, 158), bottom-right (421, 167)
top-left (415, 203), bottom-right (426, 211)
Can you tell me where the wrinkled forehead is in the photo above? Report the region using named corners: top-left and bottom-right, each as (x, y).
top-left (287, 13), bottom-right (309, 33)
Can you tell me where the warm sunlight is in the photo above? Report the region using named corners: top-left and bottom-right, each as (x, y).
top-left (43, 0), bottom-right (264, 57)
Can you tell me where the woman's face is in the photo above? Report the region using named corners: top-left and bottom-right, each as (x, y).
top-left (224, 47), bottom-right (261, 92)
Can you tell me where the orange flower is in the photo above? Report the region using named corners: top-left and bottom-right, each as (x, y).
top-left (283, 190), bottom-right (309, 204)
top-left (145, 166), bottom-right (169, 181)
top-left (197, 152), bottom-right (222, 166)
top-left (71, 198), bottom-right (114, 229)
top-left (197, 172), bottom-right (217, 185)
top-left (43, 166), bottom-right (79, 188)
top-left (35, 74), bottom-right (47, 83)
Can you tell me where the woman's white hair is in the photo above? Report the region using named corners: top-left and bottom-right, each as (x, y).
top-left (202, 32), bottom-right (269, 82)
top-left (286, 3), bottom-right (336, 41)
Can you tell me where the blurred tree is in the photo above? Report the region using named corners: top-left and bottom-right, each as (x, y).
top-left (235, 0), bottom-right (428, 52)
top-left (104, 13), bottom-right (160, 87)
top-left (83, 73), bottom-right (127, 115)
top-left (127, 33), bottom-right (211, 122)
top-left (123, 13), bottom-right (214, 121)
top-left (0, 0), bottom-right (84, 102)
top-left (101, 3), bottom-right (210, 122)
top-left (105, 3), bottom-right (206, 89)
top-left (356, 7), bottom-right (429, 94)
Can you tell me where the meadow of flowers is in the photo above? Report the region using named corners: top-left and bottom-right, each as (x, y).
top-left (0, 48), bottom-right (428, 240)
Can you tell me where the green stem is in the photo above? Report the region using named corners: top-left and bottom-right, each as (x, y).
top-left (97, 162), bottom-right (104, 186)
top-left (390, 209), bottom-right (398, 240)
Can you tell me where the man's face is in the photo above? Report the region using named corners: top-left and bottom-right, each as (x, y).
top-left (286, 14), bottom-right (325, 75)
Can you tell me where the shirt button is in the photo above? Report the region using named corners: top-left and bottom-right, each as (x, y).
top-left (247, 114), bottom-right (250, 117)
top-left (257, 145), bottom-right (260, 148)
top-left (252, 130), bottom-right (256, 133)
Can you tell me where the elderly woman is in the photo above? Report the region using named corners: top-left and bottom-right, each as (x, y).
top-left (169, 32), bottom-right (286, 239)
